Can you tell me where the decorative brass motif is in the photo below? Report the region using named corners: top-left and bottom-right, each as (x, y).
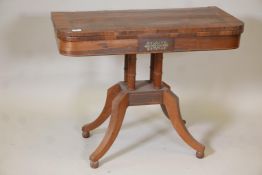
top-left (144, 40), bottom-right (169, 51)
top-left (138, 37), bottom-right (174, 52)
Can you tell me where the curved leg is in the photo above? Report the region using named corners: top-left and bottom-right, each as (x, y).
top-left (82, 83), bottom-right (121, 138)
top-left (163, 90), bottom-right (205, 158)
top-left (89, 91), bottom-right (129, 168)
top-left (161, 104), bottom-right (169, 118)
top-left (161, 104), bottom-right (186, 124)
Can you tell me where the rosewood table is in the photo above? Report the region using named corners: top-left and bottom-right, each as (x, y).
top-left (51, 6), bottom-right (244, 168)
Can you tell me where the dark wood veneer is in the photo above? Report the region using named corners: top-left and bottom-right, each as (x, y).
top-left (52, 6), bottom-right (243, 56)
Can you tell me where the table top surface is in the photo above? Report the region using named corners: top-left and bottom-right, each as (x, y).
top-left (52, 6), bottom-right (243, 41)
top-left (51, 6), bottom-right (244, 56)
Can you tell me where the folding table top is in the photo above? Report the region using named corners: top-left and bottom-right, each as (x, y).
top-left (51, 6), bottom-right (244, 56)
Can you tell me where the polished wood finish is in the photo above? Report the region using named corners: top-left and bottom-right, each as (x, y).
top-left (120, 80), bottom-right (164, 106)
top-left (82, 83), bottom-right (121, 138)
top-left (51, 7), bottom-right (244, 168)
top-left (124, 55), bottom-right (128, 82)
top-left (90, 91), bottom-right (129, 167)
top-left (161, 104), bottom-right (187, 124)
top-left (52, 7), bottom-right (243, 41)
top-left (52, 7), bottom-right (244, 56)
top-left (83, 77), bottom-right (205, 168)
top-left (151, 53), bottom-right (163, 89)
top-left (125, 54), bottom-right (137, 90)
top-left (56, 36), bottom-right (241, 56)
top-left (163, 90), bottom-right (204, 158)
top-left (81, 54), bottom-right (206, 168)
top-left (150, 54), bottom-right (155, 81)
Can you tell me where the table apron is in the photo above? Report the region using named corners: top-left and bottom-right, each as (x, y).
top-left (57, 35), bottom-right (241, 56)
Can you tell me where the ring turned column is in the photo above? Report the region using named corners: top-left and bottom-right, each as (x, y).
top-left (124, 54), bottom-right (137, 90)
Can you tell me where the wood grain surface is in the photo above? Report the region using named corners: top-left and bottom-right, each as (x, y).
top-left (51, 6), bottom-right (244, 56)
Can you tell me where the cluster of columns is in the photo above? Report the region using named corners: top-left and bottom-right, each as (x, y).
top-left (124, 53), bottom-right (163, 89)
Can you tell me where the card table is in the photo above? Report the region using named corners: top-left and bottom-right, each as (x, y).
top-left (51, 6), bottom-right (244, 168)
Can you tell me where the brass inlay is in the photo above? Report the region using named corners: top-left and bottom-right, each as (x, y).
top-left (144, 41), bottom-right (169, 51)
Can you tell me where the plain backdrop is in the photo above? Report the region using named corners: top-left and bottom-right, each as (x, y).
top-left (0, 1), bottom-right (262, 175)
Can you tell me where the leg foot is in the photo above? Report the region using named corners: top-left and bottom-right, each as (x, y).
top-left (163, 90), bottom-right (205, 157)
top-left (82, 131), bottom-right (90, 138)
top-left (196, 151), bottom-right (205, 159)
top-left (89, 91), bottom-right (129, 164)
top-left (82, 84), bottom-right (121, 137)
top-left (90, 160), bottom-right (99, 169)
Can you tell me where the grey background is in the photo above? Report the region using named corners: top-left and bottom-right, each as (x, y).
top-left (0, 0), bottom-right (262, 174)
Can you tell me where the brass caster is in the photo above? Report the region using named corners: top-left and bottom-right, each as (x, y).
top-left (90, 160), bottom-right (99, 169)
top-left (196, 151), bottom-right (204, 159)
top-left (82, 131), bottom-right (90, 138)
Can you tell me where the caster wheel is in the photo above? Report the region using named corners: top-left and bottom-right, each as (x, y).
top-left (196, 151), bottom-right (204, 159)
top-left (82, 131), bottom-right (90, 138)
top-left (90, 160), bottom-right (99, 168)
top-left (183, 120), bottom-right (186, 124)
